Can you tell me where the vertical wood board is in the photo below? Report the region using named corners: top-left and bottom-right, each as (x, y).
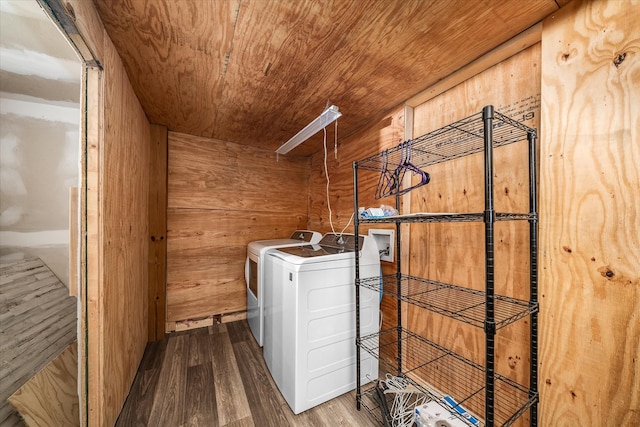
top-left (74, 4), bottom-right (153, 422)
top-left (97, 31), bottom-right (151, 426)
top-left (69, 187), bottom-right (79, 296)
top-left (83, 61), bottom-right (102, 427)
top-left (148, 124), bottom-right (168, 342)
top-left (539, 0), bottom-right (640, 424)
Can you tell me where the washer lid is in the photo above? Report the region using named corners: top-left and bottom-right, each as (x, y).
top-left (249, 238), bottom-right (302, 252)
top-left (248, 230), bottom-right (322, 253)
top-left (274, 233), bottom-right (364, 258)
top-left (287, 230), bottom-right (321, 242)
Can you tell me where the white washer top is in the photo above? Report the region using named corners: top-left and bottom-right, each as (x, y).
top-left (248, 230), bottom-right (322, 256)
top-left (268, 233), bottom-right (379, 266)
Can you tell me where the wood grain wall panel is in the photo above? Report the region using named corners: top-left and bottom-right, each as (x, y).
top-left (407, 45), bottom-right (541, 426)
top-left (95, 32), bottom-right (151, 426)
top-left (149, 124), bottom-right (168, 342)
top-left (168, 132), bottom-right (309, 212)
top-left (540, 1), bottom-right (640, 424)
top-left (167, 132), bottom-right (309, 324)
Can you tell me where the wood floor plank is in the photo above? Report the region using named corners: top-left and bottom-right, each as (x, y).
top-left (233, 339), bottom-right (289, 427)
top-left (117, 369), bottom-right (159, 427)
top-left (183, 363), bottom-right (217, 426)
top-left (116, 321), bottom-right (380, 426)
top-left (222, 416), bottom-right (255, 427)
top-left (0, 270), bottom-right (54, 300)
top-left (147, 334), bottom-right (188, 427)
top-left (1, 285), bottom-right (69, 322)
top-left (211, 324), bottom-right (251, 426)
top-left (187, 327), bottom-right (212, 368)
top-left (0, 294), bottom-right (75, 334)
top-left (138, 338), bottom-right (167, 373)
top-left (115, 340), bottom-right (167, 426)
top-left (226, 319), bottom-right (252, 344)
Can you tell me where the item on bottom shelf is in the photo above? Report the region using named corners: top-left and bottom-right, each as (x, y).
top-left (414, 399), bottom-right (479, 427)
top-left (374, 380), bottom-right (392, 427)
top-left (441, 396), bottom-right (480, 426)
top-left (381, 375), bottom-right (428, 427)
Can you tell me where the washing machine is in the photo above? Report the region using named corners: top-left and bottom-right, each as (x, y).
top-left (263, 233), bottom-right (380, 414)
top-left (245, 230), bottom-right (322, 346)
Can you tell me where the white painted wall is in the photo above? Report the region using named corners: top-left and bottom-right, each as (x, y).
top-left (0, 0), bottom-right (82, 286)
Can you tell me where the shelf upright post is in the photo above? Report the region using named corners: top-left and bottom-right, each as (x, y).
top-left (528, 130), bottom-right (539, 426)
top-left (395, 182), bottom-right (402, 376)
top-left (482, 105), bottom-right (496, 427)
top-left (353, 161), bottom-right (362, 411)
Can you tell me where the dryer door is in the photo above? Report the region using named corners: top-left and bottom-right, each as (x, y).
top-left (246, 251), bottom-right (261, 345)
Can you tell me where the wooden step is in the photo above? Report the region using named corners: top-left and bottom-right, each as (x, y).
top-left (8, 342), bottom-right (79, 427)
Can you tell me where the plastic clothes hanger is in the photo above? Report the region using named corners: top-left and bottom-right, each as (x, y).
top-left (375, 150), bottom-right (398, 199)
top-left (394, 139), bottom-right (430, 196)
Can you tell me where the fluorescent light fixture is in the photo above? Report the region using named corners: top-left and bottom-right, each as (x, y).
top-left (276, 105), bottom-right (342, 155)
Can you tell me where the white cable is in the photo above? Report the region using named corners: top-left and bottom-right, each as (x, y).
top-left (323, 125), bottom-right (354, 237)
top-left (334, 119), bottom-right (338, 159)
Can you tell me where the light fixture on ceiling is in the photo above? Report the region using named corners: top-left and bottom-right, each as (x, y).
top-left (276, 105), bottom-right (342, 155)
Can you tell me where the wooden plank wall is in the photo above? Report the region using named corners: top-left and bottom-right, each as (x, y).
top-left (60, 0), bottom-right (153, 424)
top-left (539, 0), bottom-right (640, 424)
top-left (166, 132), bottom-right (309, 325)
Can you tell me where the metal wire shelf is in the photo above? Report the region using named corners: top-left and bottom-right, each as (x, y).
top-left (353, 106), bottom-right (539, 426)
top-left (357, 212), bottom-right (536, 224)
top-left (356, 110), bottom-right (536, 172)
top-left (359, 328), bottom-right (538, 427)
top-left (358, 275), bottom-right (537, 330)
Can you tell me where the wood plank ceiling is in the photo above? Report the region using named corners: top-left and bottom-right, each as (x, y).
top-left (92, 0), bottom-right (559, 155)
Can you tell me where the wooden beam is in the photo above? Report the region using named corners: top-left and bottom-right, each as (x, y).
top-left (69, 187), bottom-right (79, 297)
top-left (148, 124), bottom-right (168, 342)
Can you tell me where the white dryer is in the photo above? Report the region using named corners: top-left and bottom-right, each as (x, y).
top-left (263, 233), bottom-right (380, 414)
top-left (245, 230), bottom-right (322, 346)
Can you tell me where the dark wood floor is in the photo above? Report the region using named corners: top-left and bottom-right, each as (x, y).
top-left (116, 320), bottom-right (380, 427)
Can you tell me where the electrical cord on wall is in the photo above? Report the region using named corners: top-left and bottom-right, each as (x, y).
top-left (323, 124), bottom-right (354, 237)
